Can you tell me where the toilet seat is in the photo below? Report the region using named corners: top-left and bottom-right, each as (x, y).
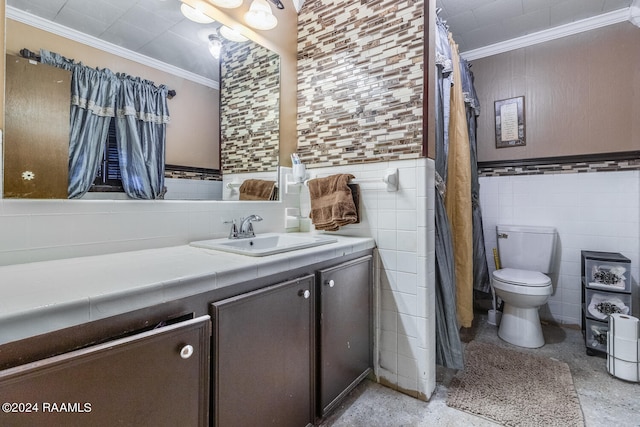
top-left (492, 268), bottom-right (552, 296)
top-left (493, 268), bottom-right (551, 286)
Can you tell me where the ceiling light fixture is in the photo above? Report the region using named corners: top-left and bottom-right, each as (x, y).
top-left (210, 0), bottom-right (243, 8)
top-left (244, 0), bottom-right (278, 30)
top-left (208, 34), bottom-right (223, 59)
top-left (267, 0), bottom-right (285, 9)
top-left (180, 3), bottom-right (215, 24)
top-left (219, 26), bottom-right (249, 42)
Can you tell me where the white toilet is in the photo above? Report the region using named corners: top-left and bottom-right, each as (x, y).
top-left (492, 225), bottom-right (557, 348)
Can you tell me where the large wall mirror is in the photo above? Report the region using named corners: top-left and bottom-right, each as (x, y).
top-left (3, 0), bottom-right (280, 201)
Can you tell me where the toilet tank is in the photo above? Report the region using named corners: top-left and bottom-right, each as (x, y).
top-left (496, 225), bottom-right (557, 273)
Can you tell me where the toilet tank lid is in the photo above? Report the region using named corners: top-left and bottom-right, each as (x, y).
top-left (496, 224), bottom-right (556, 234)
top-left (494, 268), bottom-right (551, 286)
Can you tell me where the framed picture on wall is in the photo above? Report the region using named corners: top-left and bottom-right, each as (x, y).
top-left (494, 96), bottom-right (525, 148)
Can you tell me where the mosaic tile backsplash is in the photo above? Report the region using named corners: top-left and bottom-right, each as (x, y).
top-left (221, 39), bottom-right (280, 174)
top-left (297, 0), bottom-right (424, 168)
top-left (479, 156), bottom-right (640, 177)
top-left (165, 165), bottom-right (222, 181)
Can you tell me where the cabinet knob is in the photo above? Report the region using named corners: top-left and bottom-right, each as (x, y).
top-left (299, 289), bottom-right (311, 299)
top-left (180, 344), bottom-right (194, 359)
top-left (327, 279), bottom-right (335, 288)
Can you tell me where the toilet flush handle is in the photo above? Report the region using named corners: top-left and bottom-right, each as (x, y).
top-left (498, 233), bottom-right (508, 239)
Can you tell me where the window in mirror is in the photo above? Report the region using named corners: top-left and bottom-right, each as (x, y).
top-left (92, 119), bottom-right (124, 193)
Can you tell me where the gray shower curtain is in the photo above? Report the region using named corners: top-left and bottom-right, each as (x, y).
top-left (432, 17), bottom-right (491, 368)
top-left (434, 18), bottom-right (464, 369)
top-left (460, 59), bottom-right (491, 293)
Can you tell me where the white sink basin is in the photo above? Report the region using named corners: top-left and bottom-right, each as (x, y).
top-left (189, 233), bottom-right (337, 256)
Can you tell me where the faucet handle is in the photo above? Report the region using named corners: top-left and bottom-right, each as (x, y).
top-left (247, 222), bottom-right (255, 237)
top-left (224, 219), bottom-right (238, 239)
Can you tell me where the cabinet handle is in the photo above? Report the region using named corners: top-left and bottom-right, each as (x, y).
top-left (326, 279), bottom-right (335, 288)
top-left (299, 289), bottom-right (311, 299)
top-left (180, 344), bottom-right (194, 359)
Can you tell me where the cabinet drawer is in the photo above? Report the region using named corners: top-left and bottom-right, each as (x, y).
top-left (585, 318), bottom-right (608, 353)
top-left (585, 259), bottom-right (631, 292)
top-left (585, 289), bottom-right (632, 321)
top-left (582, 250), bottom-right (631, 293)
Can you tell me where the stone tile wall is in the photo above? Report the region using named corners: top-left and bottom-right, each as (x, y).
top-left (297, 0), bottom-right (425, 167)
top-left (221, 40), bottom-right (280, 173)
top-left (479, 156), bottom-right (640, 177)
top-left (165, 165), bottom-right (222, 181)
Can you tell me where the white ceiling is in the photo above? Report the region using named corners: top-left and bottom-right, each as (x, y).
top-left (7, 0), bottom-right (224, 81)
top-left (437, 0), bottom-right (633, 53)
top-left (6, 0), bottom-right (636, 81)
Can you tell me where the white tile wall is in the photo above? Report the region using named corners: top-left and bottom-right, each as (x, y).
top-left (164, 178), bottom-right (223, 200)
top-left (0, 130), bottom-right (3, 198)
top-left (0, 198), bottom-right (286, 266)
top-left (480, 170), bottom-right (640, 325)
top-left (298, 158), bottom-right (436, 400)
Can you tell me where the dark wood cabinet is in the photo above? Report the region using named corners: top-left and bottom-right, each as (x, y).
top-left (211, 275), bottom-right (315, 427)
top-left (0, 315), bottom-right (211, 427)
top-left (211, 256), bottom-right (373, 426)
top-left (317, 256), bottom-right (373, 416)
top-left (4, 54), bottom-right (71, 199)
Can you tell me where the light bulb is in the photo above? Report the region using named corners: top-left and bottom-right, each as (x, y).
top-left (244, 0), bottom-right (278, 30)
top-left (210, 0), bottom-right (243, 8)
top-left (180, 3), bottom-right (215, 24)
top-left (208, 34), bottom-right (222, 59)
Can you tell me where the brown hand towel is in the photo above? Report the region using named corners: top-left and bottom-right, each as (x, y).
top-left (239, 179), bottom-right (277, 201)
top-left (308, 174), bottom-right (359, 231)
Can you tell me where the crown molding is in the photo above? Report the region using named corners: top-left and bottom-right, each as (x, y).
top-left (461, 7), bottom-right (631, 61)
top-left (6, 6), bottom-right (220, 90)
top-left (292, 0), bottom-right (306, 13)
top-left (630, 0), bottom-right (640, 27)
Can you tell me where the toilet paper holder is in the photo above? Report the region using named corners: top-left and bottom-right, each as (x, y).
top-left (607, 313), bottom-right (640, 383)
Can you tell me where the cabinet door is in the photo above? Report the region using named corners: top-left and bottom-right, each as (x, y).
top-left (5, 54), bottom-right (71, 198)
top-left (0, 315), bottom-right (210, 427)
top-left (211, 275), bottom-right (315, 427)
top-left (317, 256), bottom-right (372, 416)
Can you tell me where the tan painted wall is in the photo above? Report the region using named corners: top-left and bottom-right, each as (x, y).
top-left (472, 22), bottom-right (640, 163)
top-left (6, 19), bottom-right (220, 170)
top-left (0, 1), bottom-right (5, 130)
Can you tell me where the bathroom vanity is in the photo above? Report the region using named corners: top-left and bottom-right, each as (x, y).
top-left (0, 234), bottom-right (374, 426)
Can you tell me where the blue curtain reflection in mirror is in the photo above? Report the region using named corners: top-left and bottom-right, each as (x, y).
top-left (40, 49), bottom-right (170, 199)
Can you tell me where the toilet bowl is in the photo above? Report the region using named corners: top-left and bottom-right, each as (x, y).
top-left (492, 268), bottom-right (552, 348)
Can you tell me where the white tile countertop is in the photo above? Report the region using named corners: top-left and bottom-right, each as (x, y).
top-left (0, 233), bottom-right (375, 346)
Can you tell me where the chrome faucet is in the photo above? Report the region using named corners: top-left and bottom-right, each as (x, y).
top-left (237, 215), bottom-right (263, 238)
top-left (225, 219), bottom-right (239, 239)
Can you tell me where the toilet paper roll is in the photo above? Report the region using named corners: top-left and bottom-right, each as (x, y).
top-left (609, 313), bottom-right (639, 340)
top-left (607, 334), bottom-right (640, 362)
top-left (607, 355), bottom-right (640, 382)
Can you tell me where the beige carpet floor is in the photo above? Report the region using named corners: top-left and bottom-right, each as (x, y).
top-left (446, 341), bottom-right (584, 427)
